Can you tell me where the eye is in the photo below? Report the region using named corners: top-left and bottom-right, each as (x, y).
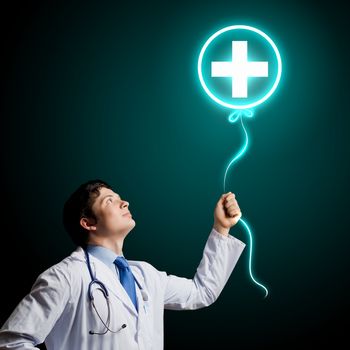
top-left (107, 198), bottom-right (113, 204)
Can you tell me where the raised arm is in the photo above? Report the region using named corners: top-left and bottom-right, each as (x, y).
top-left (164, 192), bottom-right (245, 310)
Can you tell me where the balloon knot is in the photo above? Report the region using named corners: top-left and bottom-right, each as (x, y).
top-left (228, 109), bottom-right (254, 123)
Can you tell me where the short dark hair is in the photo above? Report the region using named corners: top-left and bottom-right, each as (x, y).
top-left (63, 179), bottom-right (112, 247)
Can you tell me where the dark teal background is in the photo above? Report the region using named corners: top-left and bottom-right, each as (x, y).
top-left (1, 0), bottom-right (349, 348)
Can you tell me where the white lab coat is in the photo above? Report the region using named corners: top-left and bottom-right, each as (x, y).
top-left (0, 228), bottom-right (245, 350)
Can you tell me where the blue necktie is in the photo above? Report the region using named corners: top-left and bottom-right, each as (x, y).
top-left (114, 257), bottom-right (138, 312)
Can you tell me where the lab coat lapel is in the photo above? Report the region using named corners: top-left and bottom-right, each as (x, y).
top-left (129, 265), bottom-right (147, 329)
top-left (90, 255), bottom-right (139, 317)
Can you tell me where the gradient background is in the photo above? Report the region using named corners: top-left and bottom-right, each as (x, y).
top-left (1, 0), bottom-right (349, 349)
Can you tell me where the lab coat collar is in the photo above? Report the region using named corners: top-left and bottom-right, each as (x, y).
top-left (70, 247), bottom-right (145, 319)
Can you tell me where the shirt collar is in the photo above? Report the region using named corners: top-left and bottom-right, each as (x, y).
top-left (86, 244), bottom-right (123, 273)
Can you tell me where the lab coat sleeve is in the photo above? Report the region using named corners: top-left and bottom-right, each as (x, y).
top-left (0, 263), bottom-right (71, 349)
top-left (163, 228), bottom-right (245, 310)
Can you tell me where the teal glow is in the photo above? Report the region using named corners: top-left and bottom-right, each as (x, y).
top-left (198, 25), bottom-right (282, 110)
top-left (224, 112), bottom-right (269, 298)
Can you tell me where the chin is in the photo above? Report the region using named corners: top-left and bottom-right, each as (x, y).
top-left (118, 218), bottom-right (136, 237)
top-left (126, 219), bottom-right (136, 232)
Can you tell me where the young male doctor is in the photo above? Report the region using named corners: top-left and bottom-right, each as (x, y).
top-left (0, 179), bottom-right (246, 350)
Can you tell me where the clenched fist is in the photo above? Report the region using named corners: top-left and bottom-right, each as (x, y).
top-left (213, 192), bottom-right (242, 236)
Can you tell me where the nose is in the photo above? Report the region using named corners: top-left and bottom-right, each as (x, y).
top-left (121, 200), bottom-right (129, 208)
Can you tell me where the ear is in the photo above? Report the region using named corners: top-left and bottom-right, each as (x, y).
top-left (80, 217), bottom-right (97, 231)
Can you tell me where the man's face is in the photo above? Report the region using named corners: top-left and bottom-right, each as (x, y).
top-left (90, 187), bottom-right (136, 237)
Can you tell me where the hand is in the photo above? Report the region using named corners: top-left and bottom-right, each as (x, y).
top-left (213, 192), bottom-right (242, 236)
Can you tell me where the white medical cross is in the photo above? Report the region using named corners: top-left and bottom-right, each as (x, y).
top-left (211, 41), bottom-right (268, 98)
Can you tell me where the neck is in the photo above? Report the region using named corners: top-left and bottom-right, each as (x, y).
top-left (87, 235), bottom-right (125, 255)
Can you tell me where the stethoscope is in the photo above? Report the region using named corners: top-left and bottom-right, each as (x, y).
top-left (84, 250), bottom-right (148, 335)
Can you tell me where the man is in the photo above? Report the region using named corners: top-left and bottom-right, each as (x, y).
top-left (0, 179), bottom-right (245, 350)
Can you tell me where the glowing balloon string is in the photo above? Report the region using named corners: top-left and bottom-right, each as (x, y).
top-left (224, 109), bottom-right (269, 298)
